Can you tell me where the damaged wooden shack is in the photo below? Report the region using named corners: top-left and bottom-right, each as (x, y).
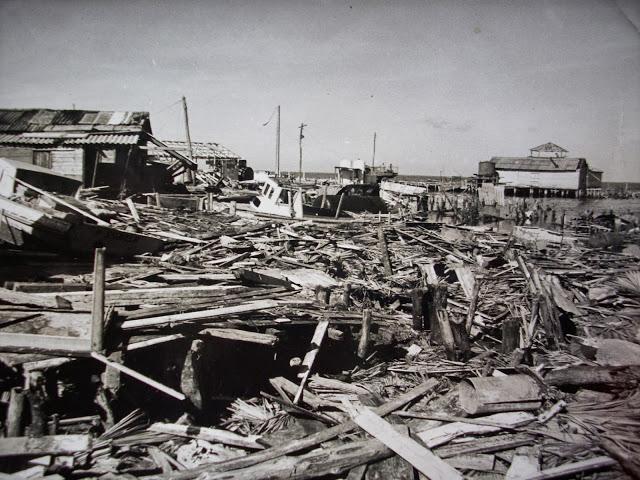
top-left (0, 186), bottom-right (639, 479)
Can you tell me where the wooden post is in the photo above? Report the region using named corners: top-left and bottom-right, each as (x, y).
top-left (207, 192), bottom-right (214, 212)
top-left (425, 284), bottom-right (446, 342)
top-left (315, 286), bottom-right (331, 306)
top-left (437, 310), bottom-right (457, 361)
top-left (502, 317), bottom-right (520, 354)
top-left (146, 195), bottom-right (153, 206)
top-left (334, 193), bottom-right (345, 219)
top-left (449, 316), bottom-right (470, 361)
top-left (91, 247), bottom-right (106, 353)
top-left (155, 192), bottom-right (161, 207)
top-left (465, 280), bottom-right (481, 333)
top-left (229, 201), bottom-right (237, 216)
top-left (342, 283), bottom-right (352, 308)
top-left (321, 185), bottom-right (328, 209)
top-left (6, 387), bottom-right (26, 437)
top-left (27, 373), bottom-right (46, 437)
top-left (378, 225), bottom-right (393, 276)
top-left (357, 309), bottom-right (372, 360)
top-left (411, 288), bottom-right (425, 330)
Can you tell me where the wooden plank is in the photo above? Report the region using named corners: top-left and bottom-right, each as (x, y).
top-left (294, 319), bottom-right (329, 404)
top-left (91, 352), bottom-right (185, 401)
top-left (0, 333), bottom-right (91, 356)
top-left (202, 328), bottom-right (279, 346)
top-left (125, 197), bottom-right (141, 223)
top-left (522, 456), bottom-right (616, 480)
top-left (120, 299), bottom-right (279, 330)
top-left (344, 404), bottom-right (463, 480)
top-left (0, 434), bottom-right (90, 458)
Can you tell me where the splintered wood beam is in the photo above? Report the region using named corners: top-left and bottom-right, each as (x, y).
top-left (523, 456), bottom-right (617, 480)
top-left (377, 226), bottom-right (393, 276)
top-left (149, 423), bottom-right (264, 450)
top-left (343, 404), bottom-right (463, 480)
top-left (91, 352), bottom-right (185, 401)
top-left (120, 299), bottom-right (279, 330)
top-left (125, 197), bottom-right (141, 223)
top-left (91, 247), bottom-right (106, 353)
top-left (0, 434), bottom-right (91, 458)
top-left (161, 378), bottom-right (440, 480)
top-left (0, 287), bottom-right (71, 309)
top-left (294, 319), bottom-right (329, 404)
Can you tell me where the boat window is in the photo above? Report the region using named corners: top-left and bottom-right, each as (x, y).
top-left (264, 184), bottom-right (272, 197)
top-left (268, 188), bottom-right (277, 200)
top-left (251, 197), bottom-right (261, 207)
top-left (279, 189), bottom-right (289, 204)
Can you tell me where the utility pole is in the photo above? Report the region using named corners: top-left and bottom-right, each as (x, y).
top-left (298, 122), bottom-right (307, 181)
top-left (276, 105), bottom-right (281, 177)
top-left (182, 96), bottom-right (195, 184)
top-left (372, 132), bottom-right (377, 168)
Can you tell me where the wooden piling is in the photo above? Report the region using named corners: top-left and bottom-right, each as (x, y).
top-left (357, 309), bottom-right (372, 360)
top-left (502, 317), bottom-right (520, 354)
top-left (411, 288), bottom-right (425, 330)
top-left (155, 192), bottom-right (161, 207)
top-left (91, 247), bottom-right (106, 353)
top-left (449, 316), bottom-right (470, 361)
top-left (229, 201), bottom-right (237, 216)
top-left (6, 387), bottom-right (26, 437)
top-left (342, 283), bottom-right (352, 308)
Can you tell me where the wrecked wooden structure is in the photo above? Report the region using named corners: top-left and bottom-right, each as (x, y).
top-left (0, 187), bottom-right (639, 478)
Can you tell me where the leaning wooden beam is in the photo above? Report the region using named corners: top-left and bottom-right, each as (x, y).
top-left (91, 247), bottom-right (106, 353)
top-left (294, 319), bottom-right (329, 404)
top-left (125, 197), bottom-right (141, 223)
top-left (13, 177), bottom-right (110, 226)
top-left (0, 287), bottom-right (71, 309)
top-left (0, 434), bottom-right (91, 458)
top-left (149, 423), bottom-right (264, 450)
top-left (201, 437), bottom-right (392, 480)
top-left (120, 300), bottom-right (279, 330)
top-left (343, 404), bottom-right (463, 480)
top-left (397, 229), bottom-right (472, 263)
top-left (377, 226), bottom-right (393, 276)
top-left (523, 456), bottom-right (617, 480)
top-left (160, 378), bottom-right (440, 480)
top-left (125, 334), bottom-right (186, 351)
top-left (0, 333), bottom-right (91, 356)
top-left (91, 352), bottom-right (185, 401)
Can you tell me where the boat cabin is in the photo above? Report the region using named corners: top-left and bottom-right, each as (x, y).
top-left (250, 178), bottom-right (304, 219)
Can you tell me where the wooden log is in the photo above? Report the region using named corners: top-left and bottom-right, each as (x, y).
top-left (294, 319), bottom-right (329, 404)
top-left (6, 387), bottom-right (26, 437)
top-left (343, 404), bottom-right (463, 480)
top-left (502, 317), bottom-right (520, 354)
top-left (543, 365), bottom-right (640, 388)
top-left (202, 328), bottom-right (279, 346)
top-left (160, 378), bottom-right (440, 480)
top-left (180, 339), bottom-right (204, 410)
top-left (120, 299), bottom-right (279, 330)
top-left (377, 226), bottom-right (393, 276)
top-left (357, 309), bottom-right (372, 360)
top-left (0, 287), bottom-right (71, 309)
top-left (0, 435), bottom-right (91, 458)
top-left (91, 352), bottom-right (186, 401)
top-left (149, 422), bottom-right (263, 450)
top-left (91, 247), bottom-right (106, 353)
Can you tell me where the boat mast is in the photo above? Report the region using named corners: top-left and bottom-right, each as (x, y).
top-left (276, 105), bottom-right (281, 177)
top-left (182, 96), bottom-right (195, 183)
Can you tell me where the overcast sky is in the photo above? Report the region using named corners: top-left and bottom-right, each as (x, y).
top-left (1, 0), bottom-right (638, 180)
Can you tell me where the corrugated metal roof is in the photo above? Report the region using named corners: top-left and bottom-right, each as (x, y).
top-left (62, 133), bottom-right (141, 145)
top-left (491, 157), bottom-right (583, 172)
top-left (0, 109), bottom-right (149, 133)
top-left (0, 133), bottom-right (57, 145)
top-left (148, 140), bottom-right (240, 160)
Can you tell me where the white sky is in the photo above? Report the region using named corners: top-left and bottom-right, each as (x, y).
top-left (1, 0), bottom-right (639, 180)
